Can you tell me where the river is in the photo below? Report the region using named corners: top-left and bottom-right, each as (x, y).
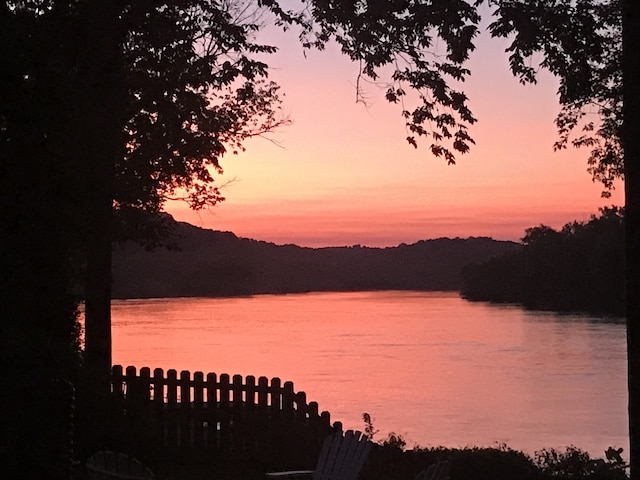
top-left (108, 291), bottom-right (628, 458)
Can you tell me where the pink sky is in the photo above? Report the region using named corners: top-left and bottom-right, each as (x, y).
top-left (165, 23), bottom-right (623, 248)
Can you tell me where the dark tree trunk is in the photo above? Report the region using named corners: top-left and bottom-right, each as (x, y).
top-left (79, 0), bottom-right (124, 386)
top-left (83, 172), bottom-right (114, 387)
top-left (1, 8), bottom-right (83, 478)
top-left (623, 1), bottom-right (640, 479)
top-left (74, 0), bottom-right (126, 456)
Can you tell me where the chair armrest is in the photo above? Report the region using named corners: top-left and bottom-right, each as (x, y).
top-left (265, 470), bottom-right (314, 478)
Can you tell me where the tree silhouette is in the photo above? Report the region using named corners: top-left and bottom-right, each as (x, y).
top-left (34, 1), bottom-right (289, 385)
top-left (3, 0), bottom-right (640, 477)
top-left (1, 4), bottom-right (85, 477)
top-left (88, 1), bottom-right (288, 389)
top-left (262, 0), bottom-right (481, 162)
top-left (622, 2), bottom-right (640, 477)
top-left (2, 0), bottom-right (289, 472)
top-left (461, 208), bottom-right (625, 315)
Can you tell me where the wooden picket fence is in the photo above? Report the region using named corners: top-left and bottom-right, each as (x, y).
top-left (107, 365), bottom-right (339, 466)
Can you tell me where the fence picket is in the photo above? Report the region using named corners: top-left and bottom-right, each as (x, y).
top-left (296, 391), bottom-right (307, 421)
top-left (282, 381), bottom-right (295, 414)
top-left (180, 370), bottom-right (191, 447)
top-left (246, 376), bottom-right (256, 408)
top-left (270, 377), bottom-right (281, 410)
top-left (166, 369), bottom-right (178, 448)
top-left (152, 368), bottom-right (165, 448)
top-left (193, 371), bottom-right (205, 448)
top-left (219, 374), bottom-right (231, 449)
top-left (205, 372), bottom-right (218, 450)
top-left (257, 376), bottom-right (268, 409)
top-left (112, 365), bottom-right (124, 397)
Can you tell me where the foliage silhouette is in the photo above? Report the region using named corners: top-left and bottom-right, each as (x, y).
top-left (82, 0), bottom-right (290, 380)
top-left (461, 208), bottom-right (625, 316)
top-left (361, 414), bottom-right (627, 480)
top-left (1, 0), bottom-right (288, 475)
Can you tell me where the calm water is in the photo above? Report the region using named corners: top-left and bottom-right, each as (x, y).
top-left (109, 291), bottom-right (628, 458)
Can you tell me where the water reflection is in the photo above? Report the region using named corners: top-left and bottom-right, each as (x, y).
top-left (109, 291), bottom-right (628, 458)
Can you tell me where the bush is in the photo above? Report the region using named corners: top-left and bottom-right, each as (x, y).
top-left (535, 446), bottom-right (627, 479)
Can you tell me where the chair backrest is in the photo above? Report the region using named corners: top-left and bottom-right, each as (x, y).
top-left (314, 430), bottom-right (372, 480)
top-left (415, 460), bottom-right (450, 480)
top-left (86, 451), bottom-right (155, 480)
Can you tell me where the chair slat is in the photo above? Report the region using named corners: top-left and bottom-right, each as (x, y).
top-left (415, 460), bottom-right (450, 480)
top-left (267, 429), bottom-right (371, 480)
top-left (315, 430), bottom-right (370, 480)
top-left (86, 451), bottom-right (155, 480)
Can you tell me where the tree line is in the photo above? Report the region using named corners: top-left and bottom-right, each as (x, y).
top-left (461, 207), bottom-right (625, 316)
top-left (111, 215), bottom-right (519, 298)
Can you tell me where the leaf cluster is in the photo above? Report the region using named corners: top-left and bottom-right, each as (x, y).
top-left (487, 0), bottom-right (623, 195)
top-left (2, 0), bottom-right (290, 248)
top-left (5, 0), bottom-right (626, 236)
top-left (262, 0), bottom-right (481, 163)
top-left (535, 445), bottom-right (627, 480)
top-left (262, 0), bottom-right (624, 187)
top-left (117, 0), bottom-right (290, 213)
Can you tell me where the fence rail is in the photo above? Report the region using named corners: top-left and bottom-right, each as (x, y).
top-left (108, 365), bottom-right (338, 466)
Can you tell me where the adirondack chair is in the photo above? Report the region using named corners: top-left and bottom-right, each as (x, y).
top-left (266, 429), bottom-right (372, 480)
top-left (86, 451), bottom-right (155, 480)
top-left (414, 460), bottom-right (450, 480)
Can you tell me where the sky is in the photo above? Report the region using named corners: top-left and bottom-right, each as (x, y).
top-left (165, 15), bottom-right (624, 248)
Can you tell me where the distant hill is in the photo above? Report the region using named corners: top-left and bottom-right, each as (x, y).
top-left (111, 216), bottom-right (520, 299)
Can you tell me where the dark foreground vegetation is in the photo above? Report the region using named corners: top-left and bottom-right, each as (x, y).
top-left (79, 431), bottom-right (629, 480)
top-left (368, 441), bottom-right (627, 480)
top-left (111, 214), bottom-right (519, 298)
top-left (460, 208), bottom-right (625, 317)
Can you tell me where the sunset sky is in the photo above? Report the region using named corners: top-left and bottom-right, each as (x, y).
top-left (166, 18), bottom-right (624, 248)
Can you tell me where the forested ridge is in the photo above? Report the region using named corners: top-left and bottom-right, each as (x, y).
top-left (111, 215), bottom-right (519, 299)
top-left (460, 208), bottom-right (625, 316)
